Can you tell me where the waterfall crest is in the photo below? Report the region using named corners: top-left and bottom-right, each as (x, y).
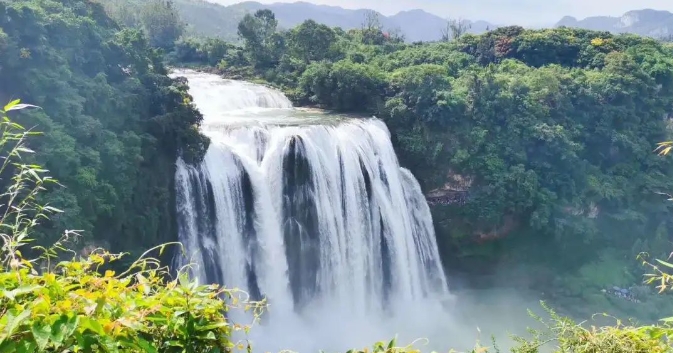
top-left (173, 69), bottom-right (452, 353)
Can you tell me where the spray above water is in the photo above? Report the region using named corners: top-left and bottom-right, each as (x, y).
top-left (172, 69), bottom-right (454, 353)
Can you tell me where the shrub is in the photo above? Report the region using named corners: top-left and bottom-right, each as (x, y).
top-left (0, 101), bottom-right (264, 352)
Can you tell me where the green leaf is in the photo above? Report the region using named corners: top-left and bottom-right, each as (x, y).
top-left (62, 315), bottom-right (80, 340)
top-left (2, 284), bottom-right (42, 300)
top-left (0, 308), bottom-right (31, 341)
top-left (15, 339), bottom-right (37, 353)
top-left (166, 340), bottom-right (185, 347)
top-left (79, 317), bottom-right (104, 335)
top-left (26, 168), bottom-right (41, 182)
top-left (387, 337), bottom-right (397, 350)
top-left (3, 99), bottom-right (20, 112)
top-left (655, 259), bottom-right (673, 269)
top-left (31, 323), bottom-right (51, 350)
top-left (135, 338), bottom-right (158, 353)
top-left (99, 335), bottom-right (121, 353)
top-left (195, 321), bottom-right (228, 331)
top-left (50, 315), bottom-right (79, 348)
top-left (0, 341), bottom-right (15, 353)
top-left (74, 332), bottom-right (98, 351)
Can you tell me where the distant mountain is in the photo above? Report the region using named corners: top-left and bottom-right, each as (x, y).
top-left (173, 0), bottom-right (498, 42)
top-left (172, 0), bottom-right (243, 42)
top-left (556, 9), bottom-right (673, 38)
top-left (388, 9), bottom-right (495, 42)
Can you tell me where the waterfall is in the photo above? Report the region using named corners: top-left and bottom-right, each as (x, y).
top-left (173, 69), bottom-right (453, 353)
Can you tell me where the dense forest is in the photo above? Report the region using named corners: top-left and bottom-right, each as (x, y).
top-left (167, 9), bottom-right (673, 320)
top-left (0, 0), bottom-right (208, 262)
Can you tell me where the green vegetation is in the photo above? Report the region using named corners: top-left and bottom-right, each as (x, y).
top-left (101, 0), bottom-right (185, 50)
top-left (0, 0), bottom-right (208, 261)
top-left (174, 12), bottom-right (673, 321)
top-left (0, 97), bottom-right (670, 353)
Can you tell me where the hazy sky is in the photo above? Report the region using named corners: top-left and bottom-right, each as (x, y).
top-left (208, 0), bottom-right (673, 26)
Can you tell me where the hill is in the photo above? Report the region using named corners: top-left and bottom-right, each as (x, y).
top-left (173, 0), bottom-right (497, 42)
top-left (556, 9), bottom-right (673, 38)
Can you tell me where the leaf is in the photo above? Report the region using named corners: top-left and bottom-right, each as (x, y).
top-left (2, 285), bottom-right (42, 300)
top-left (655, 259), bottom-right (673, 269)
top-left (3, 100), bottom-right (20, 112)
top-left (195, 322), bottom-right (228, 331)
top-left (6, 104), bottom-right (40, 112)
top-left (0, 309), bottom-right (31, 341)
top-left (50, 315), bottom-right (79, 348)
top-left (387, 337), bottom-right (397, 350)
top-left (165, 340), bottom-right (185, 347)
top-left (31, 323), bottom-right (51, 350)
top-left (79, 317), bottom-right (104, 335)
top-left (135, 338), bottom-right (158, 353)
top-left (14, 340), bottom-right (37, 353)
top-left (658, 146), bottom-right (672, 156)
top-left (99, 335), bottom-right (122, 353)
top-left (15, 147), bottom-right (34, 154)
top-left (0, 341), bottom-right (15, 353)
top-left (43, 206), bottom-right (63, 213)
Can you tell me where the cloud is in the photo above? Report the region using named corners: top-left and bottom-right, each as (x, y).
top-left (208, 0), bottom-right (673, 25)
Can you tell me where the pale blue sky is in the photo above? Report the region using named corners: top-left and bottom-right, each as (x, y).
top-left (208, 0), bottom-right (673, 26)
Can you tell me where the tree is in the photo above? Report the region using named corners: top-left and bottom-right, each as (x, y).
top-left (441, 17), bottom-right (471, 41)
top-left (361, 10), bottom-right (383, 32)
top-left (360, 10), bottom-right (386, 45)
top-left (101, 0), bottom-right (185, 50)
top-left (139, 0), bottom-right (185, 50)
top-left (0, 0), bottom-right (208, 259)
top-left (298, 61), bottom-right (386, 111)
top-left (289, 20), bottom-right (336, 63)
top-left (237, 9), bottom-right (283, 68)
top-left (386, 26), bottom-right (406, 43)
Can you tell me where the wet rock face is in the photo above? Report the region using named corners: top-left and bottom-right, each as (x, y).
top-left (424, 171), bottom-right (520, 244)
top-left (603, 286), bottom-right (643, 303)
top-left (426, 190), bottom-right (469, 206)
top-left (425, 170), bottom-right (472, 206)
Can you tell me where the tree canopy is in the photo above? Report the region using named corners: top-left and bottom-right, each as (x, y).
top-left (0, 0), bottom-right (208, 259)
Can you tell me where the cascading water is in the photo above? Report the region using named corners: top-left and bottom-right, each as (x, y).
top-left (173, 69), bottom-right (454, 353)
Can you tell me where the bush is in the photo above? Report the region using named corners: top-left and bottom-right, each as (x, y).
top-left (0, 249), bottom-right (264, 352)
top-left (0, 101), bottom-right (263, 352)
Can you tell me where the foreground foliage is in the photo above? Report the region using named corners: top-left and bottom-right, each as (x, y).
top-left (0, 251), bottom-right (259, 352)
top-left (0, 101), bottom-right (262, 352)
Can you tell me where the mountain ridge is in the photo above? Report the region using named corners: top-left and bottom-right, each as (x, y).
top-left (175, 0), bottom-right (498, 42)
top-left (555, 8), bottom-right (673, 37)
top-left (174, 1), bottom-right (673, 42)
